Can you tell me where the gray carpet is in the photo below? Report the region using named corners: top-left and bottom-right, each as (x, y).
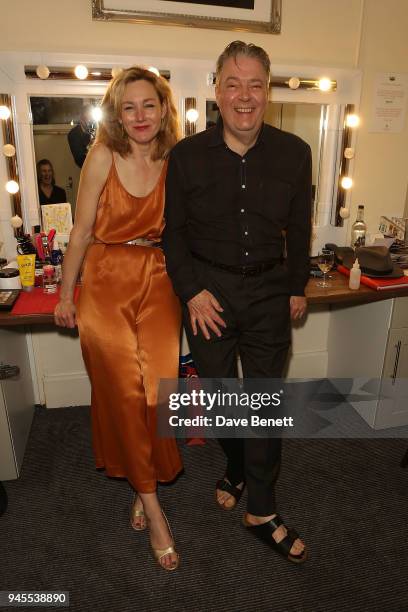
top-left (1, 405), bottom-right (407, 612)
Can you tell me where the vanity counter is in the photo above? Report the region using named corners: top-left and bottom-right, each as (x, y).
top-left (1, 272), bottom-right (408, 327)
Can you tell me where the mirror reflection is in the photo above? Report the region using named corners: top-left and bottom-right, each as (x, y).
top-left (206, 100), bottom-right (326, 218)
top-left (28, 96), bottom-right (336, 232)
top-left (30, 96), bottom-right (101, 219)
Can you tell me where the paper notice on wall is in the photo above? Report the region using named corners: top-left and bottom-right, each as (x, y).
top-left (369, 73), bottom-right (408, 133)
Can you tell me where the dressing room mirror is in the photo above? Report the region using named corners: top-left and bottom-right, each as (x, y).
top-left (30, 96), bottom-right (102, 219)
top-left (206, 100), bottom-right (327, 221)
top-left (1, 51), bottom-right (359, 250)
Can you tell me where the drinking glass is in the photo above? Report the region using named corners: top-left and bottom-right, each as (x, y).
top-left (316, 249), bottom-right (334, 288)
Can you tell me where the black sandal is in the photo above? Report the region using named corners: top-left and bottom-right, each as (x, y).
top-left (242, 513), bottom-right (308, 564)
top-left (215, 478), bottom-right (245, 511)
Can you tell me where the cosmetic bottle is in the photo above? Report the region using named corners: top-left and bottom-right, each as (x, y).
top-left (50, 238), bottom-right (63, 282)
top-left (349, 258), bottom-right (361, 290)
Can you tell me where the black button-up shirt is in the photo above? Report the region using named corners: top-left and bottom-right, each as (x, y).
top-left (163, 119), bottom-right (312, 303)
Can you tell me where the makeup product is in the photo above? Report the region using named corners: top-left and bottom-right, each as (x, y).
top-left (16, 254), bottom-right (36, 292)
top-left (41, 234), bottom-right (50, 261)
top-left (50, 238), bottom-right (63, 282)
top-left (0, 289), bottom-right (20, 310)
top-left (34, 260), bottom-right (44, 287)
top-left (47, 228), bottom-right (56, 253)
top-left (35, 234), bottom-right (45, 261)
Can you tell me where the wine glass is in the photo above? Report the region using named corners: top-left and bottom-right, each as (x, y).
top-left (316, 249), bottom-right (334, 288)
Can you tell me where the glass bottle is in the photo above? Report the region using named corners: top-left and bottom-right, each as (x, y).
top-left (42, 264), bottom-right (57, 294)
top-left (351, 205), bottom-right (367, 249)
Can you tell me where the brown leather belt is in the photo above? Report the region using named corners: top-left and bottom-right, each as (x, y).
top-left (192, 252), bottom-right (282, 276)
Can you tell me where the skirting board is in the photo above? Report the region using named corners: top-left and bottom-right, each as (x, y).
top-left (42, 372), bottom-right (91, 409)
top-left (42, 351), bottom-right (328, 409)
top-left (286, 351), bottom-right (328, 378)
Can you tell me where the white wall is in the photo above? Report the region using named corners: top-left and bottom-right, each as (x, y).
top-left (0, 0), bottom-right (363, 65)
top-left (353, 0), bottom-right (408, 236)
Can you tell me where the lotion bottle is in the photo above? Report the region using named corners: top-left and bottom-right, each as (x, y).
top-left (349, 258), bottom-right (361, 290)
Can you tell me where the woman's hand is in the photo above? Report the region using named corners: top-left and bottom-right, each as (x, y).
top-left (54, 298), bottom-right (77, 328)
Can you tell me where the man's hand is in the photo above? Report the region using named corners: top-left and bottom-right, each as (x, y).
top-left (290, 295), bottom-right (307, 321)
top-left (187, 289), bottom-right (226, 340)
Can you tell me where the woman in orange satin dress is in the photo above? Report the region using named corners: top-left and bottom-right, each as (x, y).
top-left (54, 67), bottom-right (182, 571)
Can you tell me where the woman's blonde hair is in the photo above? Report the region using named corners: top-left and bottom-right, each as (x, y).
top-left (95, 66), bottom-right (180, 160)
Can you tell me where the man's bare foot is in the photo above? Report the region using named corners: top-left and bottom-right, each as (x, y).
top-left (130, 495), bottom-right (146, 531)
top-left (147, 510), bottom-right (179, 570)
top-left (244, 512), bottom-right (306, 558)
top-left (216, 478), bottom-right (245, 510)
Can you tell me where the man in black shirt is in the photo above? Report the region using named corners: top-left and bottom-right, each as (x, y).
top-left (163, 41), bottom-right (311, 564)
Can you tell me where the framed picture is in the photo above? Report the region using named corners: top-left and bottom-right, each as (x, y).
top-left (92, 0), bottom-right (282, 33)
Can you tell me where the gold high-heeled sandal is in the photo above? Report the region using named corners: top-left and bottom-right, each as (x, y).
top-left (130, 494), bottom-right (146, 531)
top-left (150, 512), bottom-right (179, 571)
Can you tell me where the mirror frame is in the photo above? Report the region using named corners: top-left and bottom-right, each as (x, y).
top-left (0, 93), bottom-right (23, 237)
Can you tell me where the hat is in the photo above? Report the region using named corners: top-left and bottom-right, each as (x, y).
top-left (342, 246), bottom-right (404, 278)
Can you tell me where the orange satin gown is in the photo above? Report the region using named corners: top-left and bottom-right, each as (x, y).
top-left (77, 155), bottom-right (183, 493)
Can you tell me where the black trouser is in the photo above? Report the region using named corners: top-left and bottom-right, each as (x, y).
top-left (183, 259), bottom-right (291, 516)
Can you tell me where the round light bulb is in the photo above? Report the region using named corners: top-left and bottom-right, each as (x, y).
top-left (346, 114), bottom-right (360, 128)
top-left (318, 78), bottom-right (332, 92)
top-left (111, 67), bottom-right (123, 79)
top-left (148, 66), bottom-right (160, 77)
top-left (91, 107), bottom-right (103, 122)
top-left (186, 108), bottom-right (199, 123)
top-left (341, 176), bottom-right (353, 190)
top-left (339, 207), bottom-right (350, 219)
top-left (36, 65), bottom-right (50, 79)
top-left (74, 65), bottom-right (88, 80)
top-left (6, 180), bottom-right (19, 194)
top-left (3, 144), bottom-right (16, 157)
top-left (0, 106), bottom-right (11, 120)
top-left (10, 214), bottom-right (23, 228)
top-left (288, 77), bottom-right (300, 90)
top-left (344, 147), bottom-right (355, 159)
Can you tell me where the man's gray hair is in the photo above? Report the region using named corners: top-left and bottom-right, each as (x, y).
top-left (216, 41), bottom-right (271, 84)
